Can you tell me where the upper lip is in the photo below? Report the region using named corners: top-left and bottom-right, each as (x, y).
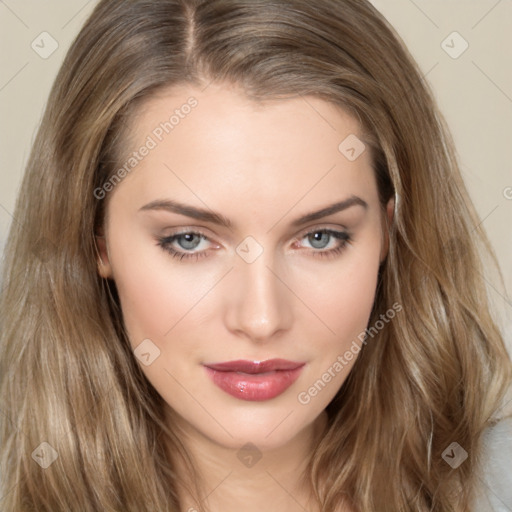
top-left (204, 359), bottom-right (305, 374)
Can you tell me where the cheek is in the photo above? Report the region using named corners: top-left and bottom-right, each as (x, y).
top-left (324, 256), bottom-right (378, 336)
top-left (292, 240), bottom-right (381, 409)
top-left (107, 228), bottom-right (212, 346)
top-left (293, 239), bottom-right (381, 345)
top-left (115, 274), bottom-right (174, 344)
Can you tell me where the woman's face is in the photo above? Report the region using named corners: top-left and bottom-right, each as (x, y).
top-left (97, 82), bottom-right (391, 451)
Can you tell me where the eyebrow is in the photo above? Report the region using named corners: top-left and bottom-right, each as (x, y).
top-left (139, 199), bottom-right (232, 228)
top-left (138, 195), bottom-right (367, 228)
top-left (290, 195), bottom-right (368, 226)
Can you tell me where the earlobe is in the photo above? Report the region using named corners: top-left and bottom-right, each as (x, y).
top-left (95, 235), bottom-right (113, 278)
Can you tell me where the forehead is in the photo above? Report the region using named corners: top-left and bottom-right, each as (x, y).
top-left (109, 82), bottom-right (379, 224)
top-left (129, 81), bottom-right (366, 159)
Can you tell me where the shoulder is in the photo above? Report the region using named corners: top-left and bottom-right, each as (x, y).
top-left (472, 416), bottom-right (512, 511)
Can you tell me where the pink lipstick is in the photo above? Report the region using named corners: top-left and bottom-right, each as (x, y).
top-left (204, 359), bottom-right (305, 401)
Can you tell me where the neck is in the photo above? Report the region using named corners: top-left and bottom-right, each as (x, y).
top-left (166, 410), bottom-right (329, 512)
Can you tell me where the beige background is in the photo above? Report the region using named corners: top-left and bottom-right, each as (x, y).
top-left (0, 1), bottom-right (511, 344)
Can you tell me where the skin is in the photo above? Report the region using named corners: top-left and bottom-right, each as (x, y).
top-left (97, 82), bottom-right (393, 512)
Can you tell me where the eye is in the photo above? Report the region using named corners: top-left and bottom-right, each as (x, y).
top-left (157, 228), bottom-right (351, 262)
top-left (295, 229), bottom-right (351, 258)
top-left (157, 231), bottom-right (216, 261)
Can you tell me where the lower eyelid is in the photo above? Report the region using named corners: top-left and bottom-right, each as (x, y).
top-left (158, 229), bottom-right (350, 260)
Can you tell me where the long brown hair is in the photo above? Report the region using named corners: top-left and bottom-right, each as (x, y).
top-left (1, 0), bottom-right (510, 510)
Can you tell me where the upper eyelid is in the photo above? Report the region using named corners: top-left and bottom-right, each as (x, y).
top-left (161, 228), bottom-right (211, 240)
top-left (299, 227), bottom-right (348, 236)
top-left (161, 227), bottom-right (348, 250)
top-left (163, 225), bottom-right (348, 239)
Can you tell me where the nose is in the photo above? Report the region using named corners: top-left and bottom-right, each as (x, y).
top-left (223, 252), bottom-right (293, 343)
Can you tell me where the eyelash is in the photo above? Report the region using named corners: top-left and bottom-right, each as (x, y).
top-left (157, 230), bottom-right (210, 261)
top-left (156, 228), bottom-right (352, 261)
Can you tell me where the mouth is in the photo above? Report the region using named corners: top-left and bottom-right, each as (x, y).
top-left (203, 359), bottom-right (305, 401)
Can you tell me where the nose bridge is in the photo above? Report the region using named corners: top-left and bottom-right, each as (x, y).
top-left (225, 249), bottom-right (293, 341)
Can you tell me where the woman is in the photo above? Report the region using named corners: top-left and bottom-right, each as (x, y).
top-left (1, 0), bottom-right (511, 510)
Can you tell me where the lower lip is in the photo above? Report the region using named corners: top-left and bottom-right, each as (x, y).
top-left (204, 366), bottom-right (304, 401)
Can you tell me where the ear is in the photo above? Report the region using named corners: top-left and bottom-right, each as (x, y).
top-left (379, 197), bottom-right (395, 262)
top-left (95, 233), bottom-right (113, 279)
